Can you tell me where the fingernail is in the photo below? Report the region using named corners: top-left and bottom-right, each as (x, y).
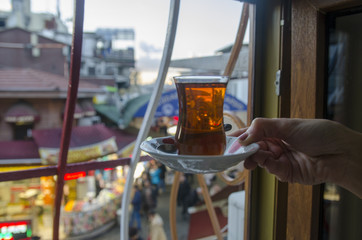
top-left (238, 132), bottom-right (248, 142)
top-left (228, 141), bottom-right (241, 154)
top-left (228, 133), bottom-right (248, 154)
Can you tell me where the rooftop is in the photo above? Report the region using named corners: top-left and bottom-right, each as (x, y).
top-left (0, 68), bottom-right (105, 98)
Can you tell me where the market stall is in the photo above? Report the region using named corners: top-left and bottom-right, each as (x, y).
top-left (62, 188), bottom-right (122, 238)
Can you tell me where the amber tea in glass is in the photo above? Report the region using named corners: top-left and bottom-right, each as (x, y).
top-left (174, 76), bottom-right (229, 155)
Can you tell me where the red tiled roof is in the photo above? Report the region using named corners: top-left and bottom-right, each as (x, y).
top-left (80, 76), bottom-right (116, 87)
top-left (0, 68), bottom-right (103, 94)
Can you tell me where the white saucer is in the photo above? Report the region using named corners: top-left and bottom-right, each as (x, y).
top-left (140, 136), bottom-right (259, 174)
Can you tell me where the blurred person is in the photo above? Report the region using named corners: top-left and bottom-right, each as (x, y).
top-left (142, 180), bottom-right (157, 215)
top-left (149, 161), bottom-right (161, 194)
top-left (130, 185), bottom-right (142, 230)
top-left (136, 171), bottom-right (151, 188)
top-left (129, 226), bottom-right (143, 240)
top-left (186, 187), bottom-right (201, 208)
top-left (185, 173), bottom-right (194, 185)
top-left (157, 162), bottom-right (167, 194)
top-left (177, 174), bottom-right (191, 219)
top-left (157, 117), bottom-right (170, 135)
top-left (209, 175), bottom-right (222, 196)
top-left (95, 172), bottom-right (104, 197)
top-left (147, 210), bottom-right (167, 240)
top-left (63, 183), bottom-right (69, 205)
top-left (203, 173), bottom-right (215, 187)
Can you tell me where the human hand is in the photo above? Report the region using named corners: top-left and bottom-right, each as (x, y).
top-left (230, 118), bottom-right (362, 197)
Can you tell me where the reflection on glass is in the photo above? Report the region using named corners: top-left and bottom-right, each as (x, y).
top-left (324, 9), bottom-right (362, 240)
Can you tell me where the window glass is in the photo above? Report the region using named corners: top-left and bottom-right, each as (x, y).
top-left (324, 9), bottom-right (362, 240)
top-left (0, 1), bottom-right (250, 239)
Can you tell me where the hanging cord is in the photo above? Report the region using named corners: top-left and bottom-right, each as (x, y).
top-left (224, 3), bottom-right (249, 77)
top-left (120, 0), bottom-right (180, 239)
top-left (217, 2), bottom-right (249, 185)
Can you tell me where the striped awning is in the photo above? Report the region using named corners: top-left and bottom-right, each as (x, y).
top-left (5, 102), bottom-right (40, 124)
top-left (32, 124), bottom-right (119, 164)
top-left (79, 100), bottom-right (96, 117)
top-left (62, 102), bottom-right (84, 119)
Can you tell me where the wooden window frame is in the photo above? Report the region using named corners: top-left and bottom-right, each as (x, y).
top-left (274, 0), bottom-right (361, 239)
top-left (248, 0), bottom-right (361, 239)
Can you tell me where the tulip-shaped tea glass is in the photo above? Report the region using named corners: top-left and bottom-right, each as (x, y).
top-left (173, 75), bottom-right (229, 155)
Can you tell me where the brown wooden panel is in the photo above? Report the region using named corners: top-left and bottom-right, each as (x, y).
top-left (291, 1), bottom-right (318, 118)
top-left (290, 0), bottom-right (325, 118)
top-left (287, 184), bottom-right (314, 239)
top-left (309, 0), bottom-right (362, 11)
top-left (288, 0), bottom-right (325, 239)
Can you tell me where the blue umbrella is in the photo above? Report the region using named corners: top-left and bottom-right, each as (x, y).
top-left (134, 89), bottom-right (246, 117)
top-left (118, 89), bottom-right (247, 128)
top-left (134, 89), bottom-right (179, 118)
top-left (223, 93), bottom-right (247, 111)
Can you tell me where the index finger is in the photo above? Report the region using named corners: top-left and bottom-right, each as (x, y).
top-left (239, 118), bottom-right (295, 146)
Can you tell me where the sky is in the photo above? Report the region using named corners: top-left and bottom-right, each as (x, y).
top-left (1, 0), bottom-right (248, 82)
